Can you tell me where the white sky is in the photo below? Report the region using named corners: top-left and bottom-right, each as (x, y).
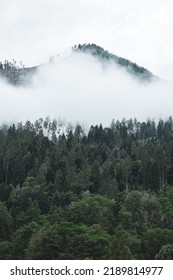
top-left (0, 0), bottom-right (173, 79)
top-left (0, 0), bottom-right (173, 126)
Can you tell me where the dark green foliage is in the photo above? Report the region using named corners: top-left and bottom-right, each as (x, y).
top-left (0, 116), bottom-right (173, 259)
top-left (0, 241), bottom-right (13, 259)
top-left (110, 225), bottom-right (133, 259)
top-left (0, 202), bottom-right (13, 240)
top-left (155, 244), bottom-right (173, 260)
top-left (25, 222), bottom-right (110, 260)
top-left (12, 221), bottom-right (41, 259)
top-left (142, 228), bottom-right (173, 259)
top-left (65, 194), bottom-right (117, 233)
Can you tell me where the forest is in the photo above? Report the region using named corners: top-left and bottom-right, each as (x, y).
top-left (0, 116), bottom-right (173, 259)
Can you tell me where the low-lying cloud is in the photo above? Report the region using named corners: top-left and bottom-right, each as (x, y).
top-left (0, 52), bottom-right (172, 127)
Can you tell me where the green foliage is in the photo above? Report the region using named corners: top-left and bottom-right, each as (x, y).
top-left (110, 225), bottom-right (133, 259)
top-left (65, 194), bottom-right (117, 233)
top-left (89, 160), bottom-right (101, 193)
top-left (0, 202), bottom-right (13, 240)
top-left (25, 222), bottom-right (110, 260)
top-left (119, 191), bottom-right (146, 235)
top-left (142, 228), bottom-right (173, 259)
top-left (159, 186), bottom-right (173, 228)
top-left (0, 241), bottom-right (13, 259)
top-left (12, 221), bottom-right (41, 259)
top-left (155, 244), bottom-right (173, 260)
top-left (0, 117), bottom-right (173, 259)
top-left (142, 193), bottom-right (163, 228)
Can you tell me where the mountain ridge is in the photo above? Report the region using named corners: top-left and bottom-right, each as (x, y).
top-left (73, 43), bottom-right (157, 81)
top-left (0, 66), bottom-right (38, 86)
top-left (0, 44), bottom-right (157, 86)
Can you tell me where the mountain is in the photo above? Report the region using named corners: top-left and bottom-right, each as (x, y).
top-left (0, 65), bottom-right (38, 86)
top-left (0, 44), bottom-right (157, 86)
top-left (73, 44), bottom-right (156, 81)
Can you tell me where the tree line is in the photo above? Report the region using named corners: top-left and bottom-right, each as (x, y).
top-left (0, 60), bottom-right (25, 70)
top-left (0, 116), bottom-right (173, 259)
top-left (72, 44), bottom-right (154, 81)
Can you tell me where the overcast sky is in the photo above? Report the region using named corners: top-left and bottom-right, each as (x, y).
top-left (1, 0), bottom-right (173, 79)
top-left (0, 0), bottom-right (173, 126)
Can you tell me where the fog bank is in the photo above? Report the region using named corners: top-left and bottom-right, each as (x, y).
top-left (0, 52), bottom-right (172, 127)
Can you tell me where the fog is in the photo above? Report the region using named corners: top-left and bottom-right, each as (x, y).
top-left (1, 0), bottom-right (173, 128)
top-left (0, 51), bottom-right (172, 128)
top-left (1, 0), bottom-right (173, 76)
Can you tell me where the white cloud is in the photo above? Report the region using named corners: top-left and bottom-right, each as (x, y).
top-left (0, 0), bottom-right (173, 126)
top-left (0, 52), bottom-right (172, 126)
top-left (0, 0), bottom-right (173, 79)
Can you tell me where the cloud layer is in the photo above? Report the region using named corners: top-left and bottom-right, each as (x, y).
top-left (0, 52), bottom-right (172, 127)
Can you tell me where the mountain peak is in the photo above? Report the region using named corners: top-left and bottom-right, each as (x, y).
top-left (72, 43), bottom-right (156, 82)
top-left (0, 44), bottom-right (157, 86)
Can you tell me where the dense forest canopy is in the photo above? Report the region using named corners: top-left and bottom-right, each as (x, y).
top-left (1, 116), bottom-right (173, 259)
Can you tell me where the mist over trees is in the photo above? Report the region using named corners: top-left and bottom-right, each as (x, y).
top-left (1, 116), bottom-right (173, 259)
top-left (72, 44), bottom-right (156, 81)
top-left (0, 60), bottom-right (25, 70)
top-left (0, 44), bottom-right (171, 129)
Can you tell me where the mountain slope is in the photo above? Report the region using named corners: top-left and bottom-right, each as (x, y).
top-left (72, 44), bottom-right (156, 81)
top-left (0, 44), bottom-right (157, 86)
top-left (0, 66), bottom-right (38, 86)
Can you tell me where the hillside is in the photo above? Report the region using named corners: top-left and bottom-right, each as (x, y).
top-left (0, 44), bottom-right (157, 86)
top-left (73, 44), bottom-right (157, 81)
top-left (0, 66), bottom-right (37, 86)
top-left (1, 117), bottom-right (173, 260)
